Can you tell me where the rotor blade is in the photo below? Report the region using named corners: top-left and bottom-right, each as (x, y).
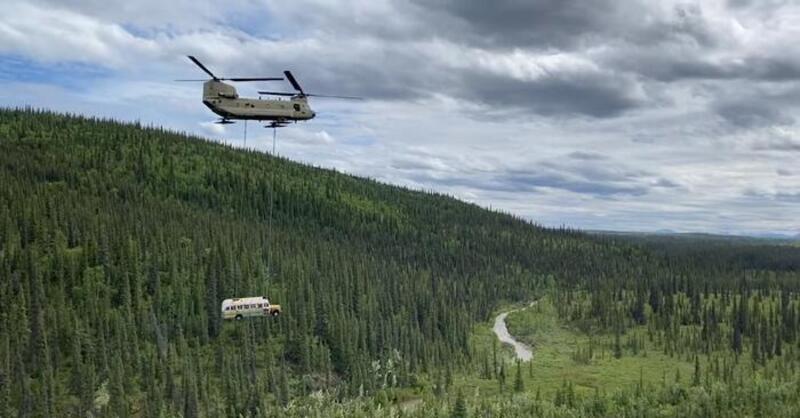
top-left (174, 79), bottom-right (209, 82)
top-left (257, 91), bottom-right (296, 96)
top-left (224, 77), bottom-right (284, 82)
top-left (306, 94), bottom-right (363, 100)
top-left (284, 70), bottom-right (303, 93)
top-left (187, 56), bottom-right (217, 79)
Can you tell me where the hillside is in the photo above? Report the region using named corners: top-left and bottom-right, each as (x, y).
top-left (0, 109), bottom-right (649, 416)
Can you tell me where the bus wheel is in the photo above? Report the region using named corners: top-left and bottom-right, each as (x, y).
top-left (271, 311), bottom-right (280, 317)
top-left (235, 315), bottom-right (243, 321)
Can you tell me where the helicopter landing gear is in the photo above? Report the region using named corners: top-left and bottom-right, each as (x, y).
top-left (265, 121), bottom-right (288, 129)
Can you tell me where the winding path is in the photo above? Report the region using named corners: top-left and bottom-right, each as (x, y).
top-left (492, 302), bottom-right (536, 361)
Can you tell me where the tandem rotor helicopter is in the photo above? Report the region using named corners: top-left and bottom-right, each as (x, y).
top-left (179, 56), bottom-right (362, 129)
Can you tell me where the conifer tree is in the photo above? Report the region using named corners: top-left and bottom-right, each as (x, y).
top-left (692, 355), bottom-right (701, 386)
top-left (514, 360), bottom-right (524, 392)
top-left (451, 389), bottom-right (467, 418)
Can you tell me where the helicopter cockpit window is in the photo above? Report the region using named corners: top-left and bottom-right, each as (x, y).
top-left (293, 104), bottom-right (301, 111)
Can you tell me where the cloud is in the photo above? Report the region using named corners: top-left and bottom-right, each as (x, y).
top-left (716, 101), bottom-right (794, 128)
top-left (753, 138), bottom-right (800, 152)
top-left (200, 121), bottom-right (226, 135)
top-left (457, 65), bottom-right (644, 118)
top-left (744, 189), bottom-right (800, 203)
top-left (27, 0), bottom-right (261, 31)
top-left (395, 152), bottom-right (671, 199)
top-left (751, 128), bottom-right (800, 151)
top-left (498, 169), bottom-right (649, 196)
top-left (567, 151), bottom-right (608, 161)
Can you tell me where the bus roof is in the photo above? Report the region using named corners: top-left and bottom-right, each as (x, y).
top-left (221, 296), bottom-right (269, 305)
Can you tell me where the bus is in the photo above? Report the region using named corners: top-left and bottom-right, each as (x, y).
top-left (221, 296), bottom-right (282, 320)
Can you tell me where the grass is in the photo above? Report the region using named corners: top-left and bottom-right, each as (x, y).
top-left (461, 297), bottom-right (695, 398)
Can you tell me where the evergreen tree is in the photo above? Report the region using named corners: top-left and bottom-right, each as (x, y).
top-left (498, 363), bottom-right (506, 392)
top-left (692, 355), bottom-right (701, 387)
top-left (451, 389), bottom-right (467, 418)
top-left (514, 360), bottom-right (524, 393)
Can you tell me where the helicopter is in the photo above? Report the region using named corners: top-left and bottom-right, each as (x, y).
top-left (180, 56), bottom-right (361, 128)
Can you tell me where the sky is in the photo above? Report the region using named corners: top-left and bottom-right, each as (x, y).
top-left (1, 0), bottom-right (798, 236)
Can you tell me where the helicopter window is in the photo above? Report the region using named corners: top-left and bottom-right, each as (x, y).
top-left (293, 104), bottom-right (301, 111)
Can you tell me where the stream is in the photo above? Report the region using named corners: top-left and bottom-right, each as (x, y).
top-left (492, 302), bottom-right (536, 361)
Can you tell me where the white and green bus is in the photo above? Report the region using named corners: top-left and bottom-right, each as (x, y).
top-left (221, 296), bottom-right (282, 320)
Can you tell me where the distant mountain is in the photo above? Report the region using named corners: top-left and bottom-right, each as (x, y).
top-left (751, 232), bottom-right (800, 241)
top-left (590, 229), bottom-right (800, 243)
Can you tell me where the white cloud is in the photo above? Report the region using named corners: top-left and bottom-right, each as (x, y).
top-left (0, 2), bottom-right (159, 66)
top-left (200, 121), bottom-right (226, 136)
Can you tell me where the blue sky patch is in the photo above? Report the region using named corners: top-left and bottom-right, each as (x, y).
top-left (0, 54), bottom-right (113, 90)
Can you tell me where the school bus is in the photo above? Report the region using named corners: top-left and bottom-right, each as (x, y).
top-left (221, 296), bottom-right (282, 320)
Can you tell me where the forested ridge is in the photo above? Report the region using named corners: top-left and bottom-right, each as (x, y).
top-left (2, 108), bottom-right (800, 417)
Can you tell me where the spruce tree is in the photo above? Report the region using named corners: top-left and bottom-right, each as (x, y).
top-left (692, 355), bottom-right (701, 387)
top-left (451, 389), bottom-right (467, 418)
top-left (514, 360), bottom-right (524, 392)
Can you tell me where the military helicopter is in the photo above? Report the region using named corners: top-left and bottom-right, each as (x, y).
top-left (180, 56), bottom-right (361, 128)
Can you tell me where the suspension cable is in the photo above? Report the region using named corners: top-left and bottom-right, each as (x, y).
top-left (267, 127), bottom-right (276, 278)
top-left (243, 120), bottom-right (248, 147)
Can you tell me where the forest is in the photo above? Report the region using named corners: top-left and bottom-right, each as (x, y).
top-left (1, 108), bottom-right (799, 417)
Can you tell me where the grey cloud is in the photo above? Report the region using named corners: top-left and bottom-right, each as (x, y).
top-left (776, 193), bottom-right (800, 202)
top-left (753, 137), bottom-right (800, 152)
top-left (457, 69), bottom-right (643, 118)
top-left (715, 101), bottom-right (794, 129)
top-left (611, 51), bottom-right (800, 83)
top-left (390, 156), bottom-right (448, 172)
top-left (30, 0), bottom-right (258, 30)
top-left (653, 178), bottom-right (681, 188)
top-left (261, 0), bottom-right (800, 121)
top-left (745, 57), bottom-right (800, 82)
top-left (608, 51), bottom-right (740, 82)
top-left (411, 169), bottom-right (648, 197)
top-left (744, 189), bottom-right (800, 203)
top-left (406, 1), bottom-right (800, 87)
top-left (777, 169), bottom-right (795, 176)
top-left (727, 0), bottom-right (791, 10)
top-left (413, 0), bottom-right (716, 50)
top-left (416, 0), bottom-right (628, 49)
top-left (501, 169), bottom-right (649, 196)
top-left (567, 151), bottom-right (607, 161)
top-left (403, 154), bottom-right (660, 198)
top-left (21, 0), bottom-right (800, 123)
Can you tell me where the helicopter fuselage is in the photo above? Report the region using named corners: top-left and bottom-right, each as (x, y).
top-left (202, 80), bottom-right (315, 122)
